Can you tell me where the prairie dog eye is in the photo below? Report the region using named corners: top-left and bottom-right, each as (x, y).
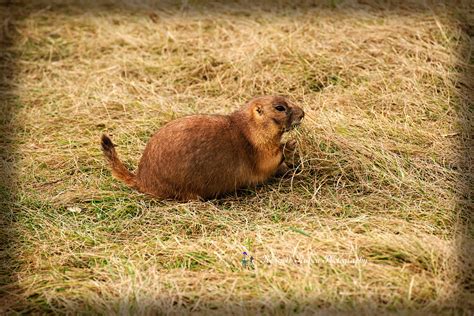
top-left (274, 104), bottom-right (286, 112)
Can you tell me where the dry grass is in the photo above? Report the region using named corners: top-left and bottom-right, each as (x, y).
top-left (0, 0), bottom-right (473, 314)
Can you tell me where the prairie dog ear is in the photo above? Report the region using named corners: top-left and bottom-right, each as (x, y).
top-left (255, 105), bottom-right (263, 115)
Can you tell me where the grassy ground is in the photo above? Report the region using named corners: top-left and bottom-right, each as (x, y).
top-left (0, 0), bottom-right (473, 314)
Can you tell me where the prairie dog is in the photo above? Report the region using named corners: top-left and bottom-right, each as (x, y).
top-left (101, 96), bottom-right (304, 200)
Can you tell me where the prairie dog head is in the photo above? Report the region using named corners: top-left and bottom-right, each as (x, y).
top-left (247, 96), bottom-right (305, 137)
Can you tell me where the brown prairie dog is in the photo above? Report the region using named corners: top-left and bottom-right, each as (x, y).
top-left (101, 96), bottom-right (304, 200)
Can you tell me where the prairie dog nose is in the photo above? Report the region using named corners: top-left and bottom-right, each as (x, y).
top-left (291, 106), bottom-right (305, 123)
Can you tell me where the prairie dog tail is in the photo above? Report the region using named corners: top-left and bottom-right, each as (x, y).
top-left (101, 134), bottom-right (137, 188)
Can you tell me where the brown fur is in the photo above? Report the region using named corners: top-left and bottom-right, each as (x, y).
top-left (101, 96), bottom-right (304, 200)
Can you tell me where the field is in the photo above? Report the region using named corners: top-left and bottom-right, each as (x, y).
top-left (0, 0), bottom-right (473, 314)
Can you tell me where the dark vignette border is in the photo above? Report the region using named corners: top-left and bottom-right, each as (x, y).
top-left (0, 0), bottom-right (27, 311)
